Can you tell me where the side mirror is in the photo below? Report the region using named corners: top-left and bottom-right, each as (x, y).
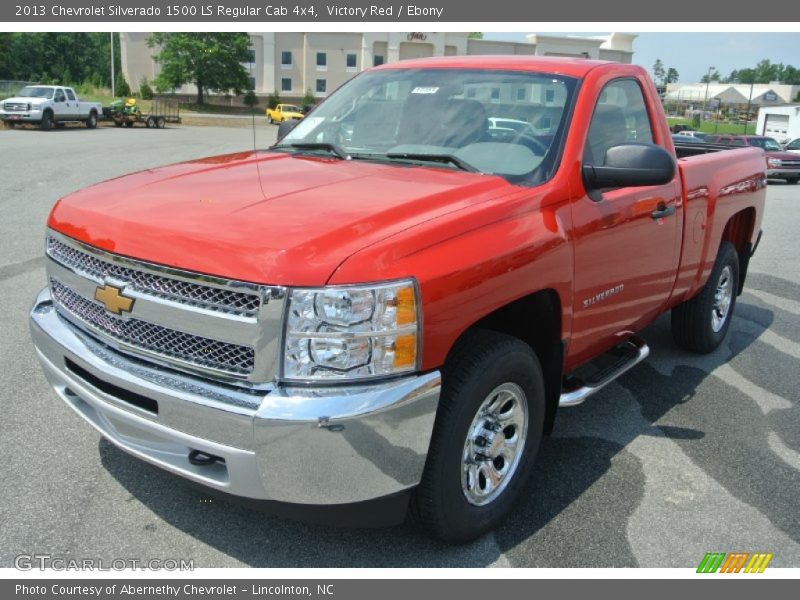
top-left (277, 119), bottom-right (299, 141)
top-left (583, 143), bottom-right (676, 190)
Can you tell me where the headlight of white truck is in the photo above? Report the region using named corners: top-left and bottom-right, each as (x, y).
top-left (282, 279), bottom-right (420, 382)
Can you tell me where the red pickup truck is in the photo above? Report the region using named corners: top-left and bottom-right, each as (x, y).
top-left (30, 57), bottom-right (766, 542)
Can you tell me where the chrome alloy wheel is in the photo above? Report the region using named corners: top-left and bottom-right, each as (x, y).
top-left (461, 382), bottom-right (529, 506)
top-left (711, 265), bottom-right (734, 333)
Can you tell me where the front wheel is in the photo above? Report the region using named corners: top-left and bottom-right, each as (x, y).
top-left (40, 111), bottom-right (53, 131)
top-left (411, 329), bottom-right (545, 543)
top-left (671, 241), bottom-right (740, 353)
top-left (786, 177), bottom-right (799, 185)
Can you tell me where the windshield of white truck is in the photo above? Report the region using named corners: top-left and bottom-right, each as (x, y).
top-left (274, 68), bottom-right (578, 184)
top-left (18, 86), bottom-right (55, 99)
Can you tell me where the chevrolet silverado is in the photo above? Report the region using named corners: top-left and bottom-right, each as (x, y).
top-left (30, 57), bottom-right (766, 542)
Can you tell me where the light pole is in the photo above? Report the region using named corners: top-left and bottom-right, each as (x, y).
top-left (744, 79), bottom-right (755, 134)
top-left (110, 32), bottom-right (115, 98)
top-left (702, 66), bottom-right (715, 123)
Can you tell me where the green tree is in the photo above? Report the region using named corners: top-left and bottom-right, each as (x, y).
top-left (301, 89), bottom-right (316, 110)
top-left (468, 32), bottom-right (484, 40)
top-left (243, 89), bottom-right (258, 109)
top-left (665, 67), bottom-right (680, 84)
top-left (652, 59), bottom-right (665, 85)
top-left (267, 91), bottom-right (280, 109)
top-left (147, 33), bottom-right (251, 104)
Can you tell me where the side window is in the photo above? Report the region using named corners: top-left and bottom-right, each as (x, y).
top-left (584, 79), bottom-right (654, 165)
top-left (54, 89), bottom-right (65, 102)
top-left (65, 89), bottom-right (76, 101)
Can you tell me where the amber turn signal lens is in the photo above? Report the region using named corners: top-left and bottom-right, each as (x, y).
top-left (393, 333), bottom-right (417, 369)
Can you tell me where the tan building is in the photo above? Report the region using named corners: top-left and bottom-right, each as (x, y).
top-left (120, 32), bottom-right (635, 101)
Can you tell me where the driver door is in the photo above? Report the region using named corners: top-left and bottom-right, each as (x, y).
top-left (569, 78), bottom-right (680, 364)
top-left (51, 88), bottom-right (68, 121)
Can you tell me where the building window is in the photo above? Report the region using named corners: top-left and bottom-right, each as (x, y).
top-left (545, 89), bottom-right (555, 102)
top-left (281, 78), bottom-right (291, 92)
top-left (490, 87), bottom-right (500, 100)
top-left (316, 79), bottom-right (327, 94)
top-left (245, 48), bottom-right (255, 63)
top-left (248, 77), bottom-right (256, 90)
top-left (373, 55), bottom-right (385, 67)
top-left (316, 52), bottom-right (327, 70)
top-left (466, 88), bottom-right (476, 98)
top-left (346, 53), bottom-right (357, 71)
top-left (516, 88), bottom-right (526, 101)
top-left (281, 51), bottom-right (292, 68)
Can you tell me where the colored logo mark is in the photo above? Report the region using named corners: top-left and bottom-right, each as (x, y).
top-left (697, 552), bottom-right (773, 573)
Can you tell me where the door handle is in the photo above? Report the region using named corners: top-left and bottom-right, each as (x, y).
top-left (651, 203), bottom-right (675, 219)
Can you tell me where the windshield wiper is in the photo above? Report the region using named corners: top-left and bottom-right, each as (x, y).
top-left (272, 142), bottom-right (350, 160)
top-left (383, 152), bottom-right (480, 173)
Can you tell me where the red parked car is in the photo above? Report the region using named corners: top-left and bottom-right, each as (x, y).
top-left (706, 134), bottom-right (800, 183)
top-left (30, 57), bottom-right (766, 542)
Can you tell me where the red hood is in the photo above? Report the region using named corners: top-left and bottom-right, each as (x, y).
top-left (48, 151), bottom-right (512, 286)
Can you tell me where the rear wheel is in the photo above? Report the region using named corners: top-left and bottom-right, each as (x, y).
top-left (410, 329), bottom-right (545, 543)
top-left (86, 111), bottom-right (98, 129)
top-left (146, 116), bottom-right (155, 128)
top-left (157, 117), bottom-right (166, 129)
top-left (671, 241), bottom-right (739, 353)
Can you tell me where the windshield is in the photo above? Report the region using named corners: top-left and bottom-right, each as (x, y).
top-left (18, 86), bottom-right (54, 99)
top-left (276, 68), bottom-right (578, 183)
top-left (748, 137), bottom-right (782, 151)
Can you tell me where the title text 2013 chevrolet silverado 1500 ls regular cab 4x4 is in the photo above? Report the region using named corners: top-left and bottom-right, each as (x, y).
top-left (29, 57), bottom-right (766, 542)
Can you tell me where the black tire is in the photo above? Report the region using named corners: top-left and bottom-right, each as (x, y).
top-left (146, 116), bottom-right (155, 128)
top-left (40, 111), bottom-right (53, 131)
top-left (268, 115), bottom-right (274, 124)
top-left (123, 121), bottom-right (133, 128)
top-left (671, 241), bottom-right (739, 354)
top-left (786, 177), bottom-right (799, 185)
top-left (113, 120), bottom-right (122, 127)
top-left (86, 111), bottom-right (97, 129)
top-left (410, 329), bottom-right (545, 543)
top-left (157, 117), bottom-right (166, 129)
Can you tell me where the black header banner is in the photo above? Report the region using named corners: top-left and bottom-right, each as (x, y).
top-left (4, 0), bottom-right (800, 22)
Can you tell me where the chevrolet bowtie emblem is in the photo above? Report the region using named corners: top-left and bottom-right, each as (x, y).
top-left (95, 284), bottom-right (135, 315)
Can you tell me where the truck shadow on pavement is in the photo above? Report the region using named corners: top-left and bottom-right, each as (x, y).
top-left (100, 291), bottom-right (792, 567)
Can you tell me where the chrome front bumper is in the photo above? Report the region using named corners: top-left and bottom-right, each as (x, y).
top-left (30, 288), bottom-right (441, 505)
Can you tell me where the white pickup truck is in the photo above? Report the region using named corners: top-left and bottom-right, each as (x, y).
top-left (1, 85), bottom-right (102, 130)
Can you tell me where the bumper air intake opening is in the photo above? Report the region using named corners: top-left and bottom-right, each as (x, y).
top-left (65, 358), bottom-right (159, 414)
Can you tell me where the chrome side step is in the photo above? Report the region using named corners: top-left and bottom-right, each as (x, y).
top-left (559, 336), bottom-right (650, 407)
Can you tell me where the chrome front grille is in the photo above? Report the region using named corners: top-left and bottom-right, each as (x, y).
top-left (51, 279), bottom-right (256, 376)
top-left (45, 230), bottom-right (286, 385)
top-left (780, 160), bottom-right (800, 168)
top-left (4, 102), bottom-right (27, 112)
top-left (47, 237), bottom-right (261, 317)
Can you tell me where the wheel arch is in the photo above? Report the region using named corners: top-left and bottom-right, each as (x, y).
top-left (444, 288), bottom-right (564, 435)
top-left (720, 207), bottom-right (756, 295)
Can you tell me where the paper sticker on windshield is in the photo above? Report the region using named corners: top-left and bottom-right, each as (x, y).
top-left (411, 87), bottom-right (439, 94)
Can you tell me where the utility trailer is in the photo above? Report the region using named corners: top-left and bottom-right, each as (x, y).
top-left (108, 98), bottom-right (181, 128)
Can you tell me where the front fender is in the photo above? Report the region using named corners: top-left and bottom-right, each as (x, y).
top-left (328, 188), bottom-right (574, 370)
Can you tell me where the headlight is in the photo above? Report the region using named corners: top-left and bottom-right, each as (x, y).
top-left (283, 279), bottom-right (420, 382)
top-left (767, 157), bottom-right (782, 168)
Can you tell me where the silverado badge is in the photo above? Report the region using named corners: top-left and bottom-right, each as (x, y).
top-left (95, 284), bottom-right (135, 315)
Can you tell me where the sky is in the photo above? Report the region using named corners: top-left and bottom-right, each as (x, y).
top-left (482, 32), bottom-right (800, 82)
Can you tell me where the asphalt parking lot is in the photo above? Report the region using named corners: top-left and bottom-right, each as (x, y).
top-left (1, 123), bottom-right (799, 568)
